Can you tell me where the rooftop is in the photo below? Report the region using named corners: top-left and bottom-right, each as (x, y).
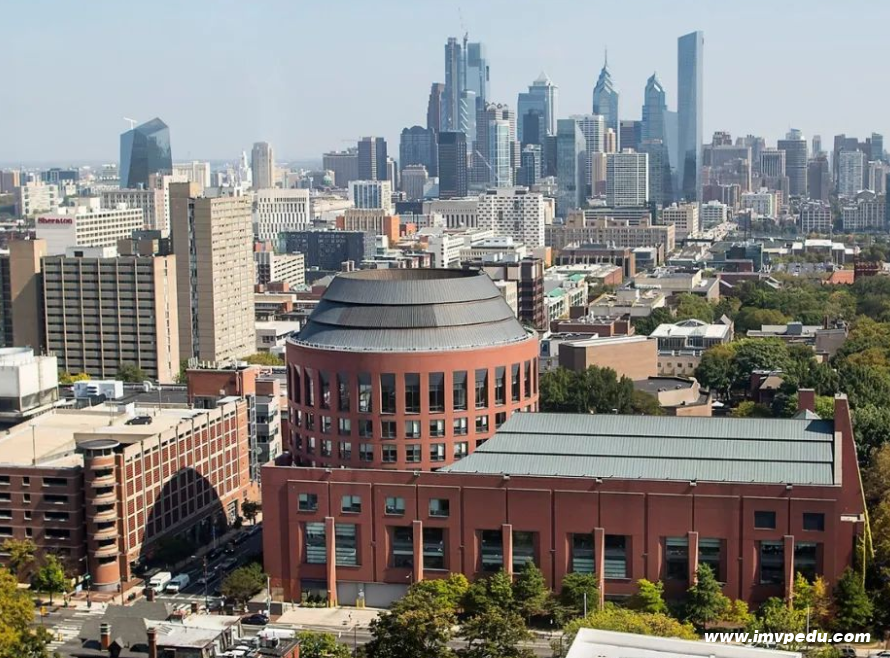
top-left (650, 319), bottom-right (732, 340)
top-left (442, 411), bottom-right (837, 485)
top-left (566, 629), bottom-right (800, 658)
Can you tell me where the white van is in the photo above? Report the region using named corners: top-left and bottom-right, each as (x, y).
top-left (165, 573), bottom-right (190, 594)
top-left (148, 571), bottom-right (172, 592)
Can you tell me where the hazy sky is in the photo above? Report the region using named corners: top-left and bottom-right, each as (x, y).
top-left (3, 0), bottom-right (888, 165)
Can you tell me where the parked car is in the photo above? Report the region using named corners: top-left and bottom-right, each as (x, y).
top-left (207, 547), bottom-right (226, 561)
top-left (219, 557), bottom-right (238, 571)
top-left (241, 613), bottom-right (269, 626)
top-left (839, 648), bottom-right (856, 658)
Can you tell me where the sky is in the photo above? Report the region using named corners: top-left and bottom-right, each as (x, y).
top-left (2, 0), bottom-right (888, 166)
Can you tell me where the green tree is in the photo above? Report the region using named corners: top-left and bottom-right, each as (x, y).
top-left (632, 307), bottom-right (675, 336)
top-left (538, 368), bottom-right (580, 413)
top-left (0, 569), bottom-right (53, 658)
top-left (462, 569), bottom-right (515, 617)
top-left (730, 401), bottom-right (773, 418)
top-left (755, 597), bottom-right (807, 640)
top-left (684, 564), bottom-right (726, 630)
top-left (58, 371), bottom-right (90, 385)
top-left (694, 344), bottom-right (736, 399)
top-left (116, 363), bottom-right (147, 383)
top-left (792, 573), bottom-right (833, 629)
top-left (410, 574), bottom-right (469, 613)
top-left (562, 606), bottom-right (697, 648)
top-left (631, 390), bottom-right (664, 415)
top-left (734, 307), bottom-right (790, 334)
top-left (512, 562), bottom-right (548, 620)
top-left (241, 500), bottom-right (261, 525)
top-left (731, 338), bottom-right (791, 390)
top-left (629, 579), bottom-right (668, 614)
top-left (295, 631), bottom-right (350, 658)
top-left (578, 366), bottom-right (635, 414)
top-left (366, 588), bottom-right (456, 658)
top-left (832, 568), bottom-right (872, 632)
top-left (854, 405), bottom-right (890, 458)
top-left (674, 293), bottom-right (715, 323)
top-left (713, 297), bottom-right (742, 321)
top-left (31, 555), bottom-right (69, 604)
top-left (244, 352), bottom-right (285, 366)
top-left (458, 607), bottom-right (533, 658)
top-left (1, 539), bottom-right (35, 581)
top-left (221, 563), bottom-right (266, 607)
top-left (555, 573), bottom-right (599, 623)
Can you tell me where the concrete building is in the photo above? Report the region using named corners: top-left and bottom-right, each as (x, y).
top-left (476, 187), bottom-right (546, 249)
top-left (476, 258), bottom-right (546, 330)
top-left (348, 180), bottom-right (393, 213)
top-left (0, 170), bottom-right (21, 194)
top-left (170, 183), bottom-right (255, 363)
top-left (741, 189), bottom-right (778, 218)
top-left (841, 195), bottom-right (885, 232)
top-left (635, 268), bottom-right (719, 300)
top-left (661, 203), bottom-right (700, 240)
top-left (36, 199), bottom-right (144, 256)
top-left (838, 150), bottom-right (866, 198)
top-left (171, 161), bottom-right (211, 191)
top-left (0, 348), bottom-right (58, 423)
top-left (0, 239), bottom-right (47, 350)
top-left (322, 150), bottom-right (359, 188)
top-left (559, 335), bottom-right (656, 380)
top-left (606, 151), bottom-right (649, 207)
top-left (357, 137), bottom-right (388, 182)
top-left (101, 173), bottom-right (184, 236)
top-left (699, 200), bottom-right (729, 228)
top-left (279, 230), bottom-right (375, 271)
top-left (777, 130), bottom-right (808, 197)
top-left (550, 215), bottom-right (676, 255)
top-left (251, 142), bottom-right (275, 191)
top-left (253, 188), bottom-right (310, 242)
top-left (335, 209), bottom-right (400, 244)
top-left (437, 132), bottom-right (469, 199)
top-left (807, 156), bottom-right (831, 203)
top-left (799, 202), bottom-right (833, 235)
top-left (422, 198), bottom-right (478, 229)
top-left (15, 182), bottom-right (60, 217)
top-left (634, 377), bottom-right (712, 417)
top-left (254, 250), bottom-right (305, 288)
top-left (43, 246), bottom-right (180, 383)
top-left (589, 287), bottom-right (668, 319)
top-left (400, 165), bottom-right (429, 201)
top-left (650, 319), bottom-right (733, 377)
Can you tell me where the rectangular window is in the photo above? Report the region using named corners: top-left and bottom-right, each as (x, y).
top-left (338, 441), bottom-right (352, 461)
top-left (423, 527), bottom-right (445, 570)
top-left (803, 512), bottom-right (825, 532)
top-left (405, 420), bottom-right (421, 439)
top-left (755, 511), bottom-right (777, 529)
top-left (475, 415), bottom-right (489, 433)
top-left (405, 373), bottom-right (421, 413)
top-left (495, 411), bottom-right (507, 428)
top-left (495, 366), bottom-right (506, 405)
top-left (406, 444), bottom-right (421, 463)
top-left (429, 372), bottom-right (445, 412)
top-left (430, 443), bottom-right (446, 462)
top-left (321, 416), bottom-right (332, 434)
top-left (760, 540), bottom-right (784, 585)
top-left (338, 418), bottom-right (351, 436)
top-left (795, 542), bottom-right (819, 582)
top-left (341, 495), bottom-right (362, 514)
top-left (381, 420), bottom-right (397, 439)
top-left (453, 442), bottom-right (468, 459)
top-left (337, 372), bottom-right (351, 412)
top-left (429, 498), bottom-right (450, 517)
top-left (335, 523), bottom-right (357, 566)
top-left (293, 366), bottom-right (302, 404)
top-left (307, 436), bottom-right (316, 454)
top-left (480, 529), bottom-right (503, 572)
top-left (385, 496), bottom-right (405, 515)
top-left (513, 530), bottom-right (536, 570)
top-left (305, 413), bottom-right (315, 431)
top-left (391, 526), bottom-right (413, 568)
top-left (475, 369), bottom-right (489, 409)
top-left (319, 371), bottom-right (331, 409)
top-left (524, 361), bottom-right (532, 399)
top-left (382, 445), bottom-right (397, 463)
top-left (430, 419), bottom-right (445, 437)
top-left (358, 373), bottom-right (372, 413)
top-left (511, 364), bottom-right (521, 402)
top-left (453, 417), bottom-right (468, 435)
top-left (359, 443), bottom-right (374, 462)
top-left (305, 522), bottom-right (326, 564)
top-left (699, 538), bottom-right (723, 581)
top-left (304, 369), bottom-right (315, 406)
top-left (453, 371), bottom-right (468, 411)
top-left (604, 535), bottom-right (628, 579)
top-left (665, 537), bottom-right (688, 581)
top-left (321, 439), bottom-right (332, 457)
top-left (358, 419), bottom-right (373, 438)
top-left (298, 493), bottom-right (318, 512)
top-left (571, 533), bottom-right (594, 574)
top-left (381, 374), bottom-right (396, 414)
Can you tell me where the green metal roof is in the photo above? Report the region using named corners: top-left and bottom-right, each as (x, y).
top-left (442, 412), bottom-right (837, 485)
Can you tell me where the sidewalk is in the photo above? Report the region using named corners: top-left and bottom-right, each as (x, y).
top-left (275, 606), bottom-right (381, 630)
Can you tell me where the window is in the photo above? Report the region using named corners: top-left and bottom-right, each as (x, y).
top-left (481, 530), bottom-right (503, 572)
top-left (304, 370), bottom-right (315, 407)
top-left (475, 415), bottom-right (489, 433)
top-left (391, 526), bottom-right (413, 568)
top-left (511, 364), bottom-right (521, 402)
top-left (358, 373), bottom-right (372, 413)
top-left (430, 443), bottom-right (446, 462)
top-left (571, 533), bottom-right (594, 574)
top-left (405, 373), bottom-right (421, 413)
top-left (406, 444), bottom-right (421, 463)
top-left (341, 495), bottom-right (362, 514)
top-left (293, 366), bottom-right (302, 404)
top-left (338, 442), bottom-right (352, 461)
top-left (453, 417), bottom-right (468, 435)
top-left (307, 436), bottom-right (316, 454)
top-left (321, 416), bottom-right (332, 434)
top-left (495, 366), bottom-right (506, 405)
top-left (604, 535), bottom-right (627, 579)
top-left (795, 542), bottom-right (819, 582)
top-left (321, 439), bottom-right (332, 457)
top-left (404, 420), bottom-right (421, 439)
top-left (803, 513), bottom-right (825, 532)
top-left (359, 443), bottom-right (374, 462)
top-left (429, 498), bottom-right (450, 517)
top-left (305, 413), bottom-right (315, 431)
top-left (475, 369), bottom-right (489, 409)
top-left (524, 361), bottom-right (532, 399)
top-left (760, 540), bottom-right (784, 585)
top-left (298, 493), bottom-right (318, 512)
top-left (423, 527), bottom-right (445, 570)
top-left (381, 420), bottom-right (397, 439)
top-left (665, 537), bottom-right (688, 581)
top-left (358, 420), bottom-right (373, 438)
top-left (699, 538), bottom-right (723, 581)
top-left (755, 511), bottom-right (777, 529)
top-left (453, 371), bottom-right (468, 411)
top-left (335, 524), bottom-right (357, 566)
top-left (513, 531), bottom-right (536, 570)
top-left (381, 374), bottom-right (396, 414)
top-left (495, 412), bottom-right (507, 428)
top-left (429, 372), bottom-right (445, 412)
top-left (319, 371), bottom-right (331, 409)
top-left (382, 446), bottom-right (397, 463)
top-left (338, 418), bottom-right (351, 436)
top-left (337, 372), bottom-right (350, 412)
top-left (453, 442), bottom-right (469, 459)
top-left (305, 522), bottom-right (325, 563)
top-left (385, 496), bottom-right (405, 515)
top-left (430, 419), bottom-right (445, 437)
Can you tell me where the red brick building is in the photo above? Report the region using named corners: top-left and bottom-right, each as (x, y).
top-left (262, 391), bottom-right (865, 608)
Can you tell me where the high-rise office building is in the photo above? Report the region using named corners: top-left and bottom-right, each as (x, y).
top-left (119, 118), bottom-right (172, 190)
top-left (279, 230), bottom-right (375, 271)
top-left (465, 42), bottom-right (489, 106)
top-left (606, 151), bottom-right (649, 207)
top-left (639, 140), bottom-right (671, 208)
top-left (571, 114), bottom-right (605, 197)
top-left (399, 126), bottom-right (438, 177)
top-left (518, 145), bottom-right (543, 188)
top-left (777, 129), bottom-right (808, 197)
top-left (349, 180), bottom-right (393, 213)
top-left (251, 142), bottom-right (275, 190)
top-left (807, 156), bottom-right (831, 203)
top-left (170, 183), bottom-right (255, 363)
top-left (172, 161), bottom-right (211, 191)
top-left (0, 170), bottom-right (21, 194)
top-left (400, 165), bottom-right (429, 201)
top-left (838, 150), bottom-right (866, 197)
top-left (427, 83), bottom-right (445, 133)
top-left (322, 149), bottom-right (359, 188)
top-left (253, 188), bottom-right (310, 242)
top-left (620, 120), bottom-right (642, 153)
top-left (475, 103), bottom-right (517, 185)
top-left (832, 135), bottom-right (861, 186)
top-left (641, 73), bottom-right (667, 144)
top-left (556, 119), bottom-right (586, 216)
top-left (760, 148), bottom-right (786, 178)
top-left (517, 72), bottom-right (558, 142)
top-left (0, 239), bottom-right (47, 350)
top-left (443, 37), bottom-right (472, 134)
top-left (438, 132), bottom-right (468, 198)
top-left (477, 187), bottom-right (546, 248)
top-left (677, 31), bottom-right (704, 202)
top-left (489, 120), bottom-right (513, 187)
top-left (592, 53), bottom-right (619, 147)
top-left (812, 135), bottom-right (823, 156)
top-left (358, 137), bottom-right (388, 182)
top-left (869, 133), bottom-right (884, 162)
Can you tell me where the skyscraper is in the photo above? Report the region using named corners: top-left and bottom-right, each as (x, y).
top-left (251, 141), bottom-right (275, 190)
top-left (807, 156), bottom-right (831, 202)
top-left (465, 42), bottom-right (489, 108)
top-left (518, 145), bottom-right (542, 187)
top-left (639, 140), bottom-right (671, 208)
top-left (870, 133), bottom-right (884, 162)
top-left (358, 137), bottom-right (388, 181)
top-left (438, 132), bottom-right (468, 198)
top-left (838, 150), bottom-right (866, 197)
top-left (606, 151), bottom-right (649, 207)
top-left (475, 103), bottom-right (517, 186)
top-left (489, 120), bottom-right (512, 187)
top-left (517, 72), bottom-right (558, 142)
top-left (427, 83), bottom-right (445, 132)
top-left (677, 31), bottom-right (704, 201)
top-left (592, 53), bottom-right (619, 149)
top-left (641, 73), bottom-right (667, 144)
top-left (443, 37), bottom-right (465, 133)
top-left (119, 118), bottom-right (172, 189)
top-left (777, 129), bottom-right (808, 197)
top-left (399, 126), bottom-right (438, 177)
top-left (812, 135), bottom-right (823, 156)
top-left (571, 114), bottom-right (605, 196)
top-left (556, 119), bottom-right (586, 216)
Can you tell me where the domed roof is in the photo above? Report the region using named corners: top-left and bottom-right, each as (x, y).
top-left (293, 269), bottom-right (532, 352)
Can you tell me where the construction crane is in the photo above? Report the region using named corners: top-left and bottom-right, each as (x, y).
top-left (123, 117), bottom-right (138, 130)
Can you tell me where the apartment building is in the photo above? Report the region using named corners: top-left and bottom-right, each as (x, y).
top-left (254, 250), bottom-right (305, 288)
top-left (476, 187), bottom-right (546, 249)
top-left (36, 198), bottom-right (143, 255)
top-left (335, 209), bottom-right (401, 244)
top-left (253, 189), bottom-right (310, 242)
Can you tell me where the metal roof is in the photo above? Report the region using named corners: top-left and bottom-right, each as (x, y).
top-left (442, 412), bottom-right (837, 485)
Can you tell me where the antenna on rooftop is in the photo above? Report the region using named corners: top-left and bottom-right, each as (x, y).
top-left (123, 117), bottom-right (138, 130)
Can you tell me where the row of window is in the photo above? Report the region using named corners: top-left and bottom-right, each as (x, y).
top-left (298, 439), bottom-right (479, 462)
top-left (755, 511), bottom-right (825, 532)
top-left (299, 493), bottom-right (451, 517)
top-left (290, 363), bottom-right (536, 415)
top-left (295, 413), bottom-right (508, 440)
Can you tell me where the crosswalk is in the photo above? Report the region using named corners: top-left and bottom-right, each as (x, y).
top-left (46, 610), bottom-right (96, 650)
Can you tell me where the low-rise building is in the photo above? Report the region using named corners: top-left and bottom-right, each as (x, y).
top-left (660, 203), bottom-right (700, 240)
top-left (633, 376), bottom-right (712, 417)
top-left (589, 287), bottom-right (667, 319)
top-left (558, 334), bottom-right (656, 380)
top-left (0, 348), bottom-right (58, 423)
top-left (799, 202), bottom-right (833, 235)
top-left (255, 321), bottom-right (300, 354)
top-left (634, 267), bottom-right (720, 301)
top-left (254, 249), bottom-right (305, 288)
top-left (650, 319), bottom-right (734, 377)
top-left (747, 322), bottom-right (848, 358)
top-left (15, 182), bottom-right (59, 217)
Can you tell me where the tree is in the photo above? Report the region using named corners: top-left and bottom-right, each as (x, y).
top-left (244, 352), bottom-right (284, 366)
top-left (458, 607), bottom-right (533, 658)
top-left (694, 344), bottom-right (736, 399)
top-left (793, 573), bottom-right (833, 629)
top-left (366, 588), bottom-right (456, 658)
top-left (562, 606), bottom-right (697, 648)
top-left (631, 390), bottom-right (663, 415)
top-left (632, 308), bottom-right (675, 336)
top-left (221, 563), bottom-right (266, 607)
top-left (295, 631), bottom-right (350, 658)
top-left (734, 307), bottom-right (790, 334)
top-left (674, 293), bottom-right (714, 323)
top-left (833, 568), bottom-right (872, 632)
top-left (713, 297), bottom-right (742, 321)
top-left (462, 569), bottom-right (515, 617)
top-left (730, 401), bottom-right (773, 418)
top-left (1, 539), bottom-right (35, 581)
top-left (555, 573), bottom-right (599, 622)
top-left (755, 597), bottom-right (807, 639)
top-left (0, 569), bottom-right (53, 658)
top-left (538, 368), bottom-right (579, 413)
top-left (684, 564), bottom-right (726, 630)
top-left (31, 555), bottom-right (69, 604)
top-left (854, 404), bottom-right (890, 459)
top-left (116, 363), bottom-right (146, 383)
top-left (629, 579), bottom-right (668, 614)
top-left (58, 371), bottom-right (90, 385)
top-left (410, 574), bottom-right (469, 613)
top-left (512, 562), bottom-right (548, 621)
top-left (241, 500), bottom-right (261, 525)
top-left (731, 339), bottom-right (791, 390)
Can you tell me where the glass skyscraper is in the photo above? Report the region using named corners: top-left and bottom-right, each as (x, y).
top-left (677, 31), bottom-right (704, 202)
top-left (556, 118), bottom-right (586, 217)
top-left (489, 120), bottom-right (512, 187)
top-left (517, 72), bottom-right (558, 143)
top-left (592, 54), bottom-right (619, 148)
top-left (119, 118), bottom-right (172, 189)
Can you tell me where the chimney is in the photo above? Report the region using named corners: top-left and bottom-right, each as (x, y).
top-left (147, 627), bottom-right (158, 658)
top-left (100, 623), bottom-right (111, 651)
top-left (798, 388), bottom-right (816, 414)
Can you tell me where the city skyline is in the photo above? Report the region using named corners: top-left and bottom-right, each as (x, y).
top-left (2, 0), bottom-right (889, 164)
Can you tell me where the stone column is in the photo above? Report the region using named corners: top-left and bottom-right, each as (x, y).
top-left (325, 516), bottom-right (337, 607)
top-left (784, 534), bottom-right (795, 604)
top-left (502, 524), bottom-right (513, 576)
top-left (412, 520), bottom-right (424, 584)
top-left (594, 527), bottom-right (605, 610)
top-left (688, 531), bottom-right (700, 583)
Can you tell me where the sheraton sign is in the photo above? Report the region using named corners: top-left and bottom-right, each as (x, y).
top-left (37, 217), bottom-right (73, 225)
